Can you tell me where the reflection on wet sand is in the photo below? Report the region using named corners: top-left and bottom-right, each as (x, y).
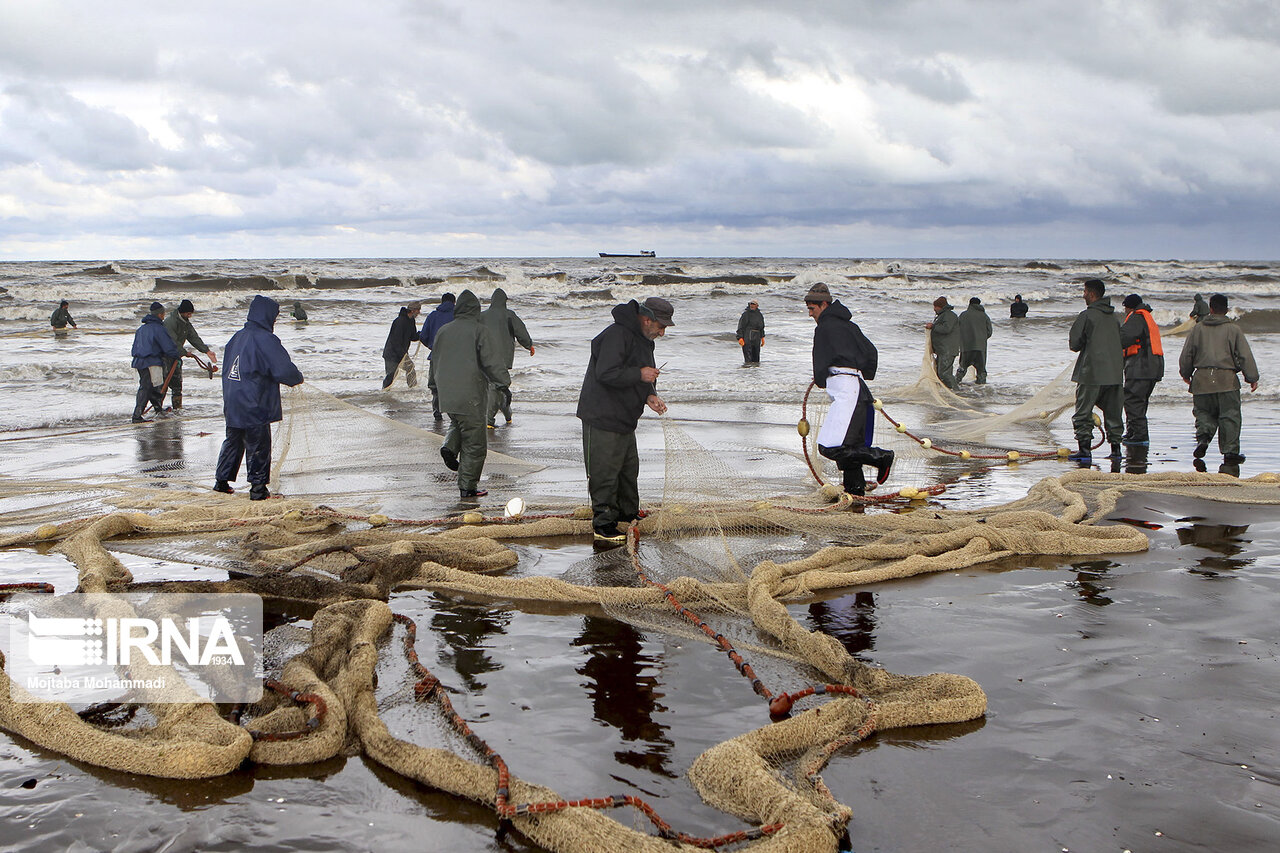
top-left (1068, 559), bottom-right (1119, 607)
top-left (431, 597), bottom-right (511, 692)
top-left (808, 591), bottom-right (877, 659)
top-left (572, 616), bottom-right (674, 777)
top-left (135, 418), bottom-right (184, 474)
top-left (1177, 522), bottom-right (1254, 576)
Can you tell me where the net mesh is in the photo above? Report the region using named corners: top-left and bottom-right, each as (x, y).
top-left (3, 362), bottom-right (1280, 852)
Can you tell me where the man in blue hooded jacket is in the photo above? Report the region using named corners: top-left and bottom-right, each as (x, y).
top-left (419, 292), bottom-right (456, 420)
top-left (131, 301), bottom-right (184, 423)
top-left (214, 296), bottom-right (304, 499)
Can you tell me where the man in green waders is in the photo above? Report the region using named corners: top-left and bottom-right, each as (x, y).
top-left (1179, 293), bottom-right (1260, 476)
top-left (1068, 279), bottom-right (1124, 465)
top-left (576, 297), bottom-right (673, 544)
top-left (433, 290), bottom-right (509, 498)
top-left (925, 297), bottom-right (961, 390)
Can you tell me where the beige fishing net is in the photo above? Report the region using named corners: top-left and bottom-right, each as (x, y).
top-left (3, 382), bottom-right (1280, 851)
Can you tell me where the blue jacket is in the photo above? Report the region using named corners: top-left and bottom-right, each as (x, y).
top-left (222, 296), bottom-right (304, 428)
top-left (419, 300), bottom-right (455, 353)
top-left (131, 313), bottom-right (182, 368)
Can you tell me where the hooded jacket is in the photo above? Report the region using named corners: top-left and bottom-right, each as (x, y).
top-left (131, 312), bottom-right (183, 369)
top-left (1191, 294), bottom-right (1210, 322)
top-left (736, 307), bottom-right (765, 344)
top-left (576, 300), bottom-right (658, 433)
top-left (432, 290), bottom-right (510, 418)
top-left (480, 288), bottom-right (532, 369)
top-left (811, 300), bottom-right (878, 387)
top-left (1120, 307), bottom-right (1164, 381)
top-left (958, 304), bottom-right (993, 352)
top-left (51, 306), bottom-right (75, 328)
top-left (382, 306), bottom-right (419, 361)
top-left (418, 300), bottom-right (455, 350)
top-left (164, 309), bottom-right (211, 355)
top-left (1068, 296), bottom-right (1123, 385)
top-left (930, 306), bottom-right (961, 357)
top-left (222, 296), bottom-right (303, 428)
top-left (1178, 314), bottom-right (1260, 394)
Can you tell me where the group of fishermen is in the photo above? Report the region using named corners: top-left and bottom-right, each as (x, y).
top-left (102, 275), bottom-right (1259, 516)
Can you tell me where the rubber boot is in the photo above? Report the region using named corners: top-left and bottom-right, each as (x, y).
top-left (841, 465), bottom-right (865, 497)
top-left (1068, 440), bottom-right (1092, 464)
top-left (868, 447), bottom-right (895, 484)
top-left (1109, 443), bottom-right (1122, 459)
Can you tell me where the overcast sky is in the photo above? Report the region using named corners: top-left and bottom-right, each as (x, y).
top-left (1, 1), bottom-right (1277, 260)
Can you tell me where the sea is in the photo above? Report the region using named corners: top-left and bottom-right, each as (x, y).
top-left (1, 256), bottom-right (1278, 852)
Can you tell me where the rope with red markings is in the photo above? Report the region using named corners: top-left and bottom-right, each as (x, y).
top-left (237, 677), bottom-right (329, 741)
top-left (390, 612), bottom-right (782, 848)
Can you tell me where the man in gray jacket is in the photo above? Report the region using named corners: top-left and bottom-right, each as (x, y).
top-left (1068, 279), bottom-right (1124, 464)
top-left (163, 299), bottom-right (218, 410)
top-left (480, 288), bottom-right (533, 427)
top-left (434, 290), bottom-right (510, 498)
top-left (957, 297), bottom-right (993, 384)
top-left (925, 297), bottom-right (961, 390)
top-left (1178, 293), bottom-right (1259, 472)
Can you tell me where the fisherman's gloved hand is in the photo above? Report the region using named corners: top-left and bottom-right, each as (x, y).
top-left (738, 338), bottom-right (745, 346)
top-left (528, 346), bottom-right (535, 356)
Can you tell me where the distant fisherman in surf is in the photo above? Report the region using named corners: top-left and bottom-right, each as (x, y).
top-left (957, 297), bottom-right (993, 384)
top-left (214, 296), bottom-right (304, 500)
top-left (162, 298), bottom-right (218, 411)
top-left (50, 300), bottom-right (77, 330)
top-left (382, 301), bottom-right (421, 390)
top-left (736, 300), bottom-right (765, 364)
top-left (130, 301), bottom-right (183, 424)
top-left (805, 282), bottom-right (893, 498)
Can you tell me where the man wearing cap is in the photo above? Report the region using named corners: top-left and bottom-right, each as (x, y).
top-left (130, 301), bottom-right (184, 423)
top-left (50, 300), bottom-right (77, 330)
top-left (576, 296), bottom-right (672, 543)
top-left (381, 301), bottom-right (421, 390)
top-left (1118, 294), bottom-right (1164, 447)
top-left (805, 283), bottom-right (893, 497)
top-left (162, 298), bottom-right (218, 410)
top-left (925, 297), bottom-right (961, 390)
top-left (434, 290), bottom-right (510, 499)
top-left (957, 297), bottom-right (993, 384)
top-left (736, 300), bottom-right (765, 364)
top-left (1068, 279), bottom-right (1124, 464)
top-left (1178, 293), bottom-right (1259, 473)
top-left (419, 292), bottom-right (456, 420)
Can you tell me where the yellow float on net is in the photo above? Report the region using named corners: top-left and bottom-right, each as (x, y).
top-left (921, 438), bottom-right (932, 449)
top-left (462, 511), bottom-right (484, 524)
top-left (34, 524), bottom-right (58, 540)
top-left (895, 423), bottom-right (907, 433)
top-left (872, 399), bottom-right (883, 410)
top-left (819, 484), bottom-right (842, 500)
top-left (1007, 450), bottom-right (1020, 461)
top-left (1039, 410), bottom-right (1050, 419)
top-left (1057, 447), bottom-right (1071, 458)
top-left (367, 513), bottom-right (389, 527)
top-left (797, 418), bottom-right (810, 437)
top-left (1092, 413), bottom-right (1102, 426)
top-left (898, 486), bottom-right (918, 499)
top-left (959, 450), bottom-right (971, 460)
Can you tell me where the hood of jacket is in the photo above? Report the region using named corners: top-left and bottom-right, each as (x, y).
top-left (488, 288), bottom-right (507, 312)
top-left (246, 295), bottom-right (280, 331)
top-left (611, 299), bottom-right (645, 336)
top-left (454, 289), bottom-right (481, 320)
top-left (1201, 313), bottom-right (1230, 326)
top-left (965, 303), bottom-right (987, 314)
top-left (141, 313), bottom-right (163, 327)
top-left (1087, 296), bottom-right (1116, 316)
top-left (819, 299), bottom-right (853, 324)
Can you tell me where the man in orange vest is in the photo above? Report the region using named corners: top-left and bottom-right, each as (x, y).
top-left (1119, 294), bottom-right (1164, 447)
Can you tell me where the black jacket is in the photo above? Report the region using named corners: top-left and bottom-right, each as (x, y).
top-left (382, 307), bottom-right (418, 360)
top-left (812, 300), bottom-right (878, 387)
top-left (576, 300), bottom-right (657, 434)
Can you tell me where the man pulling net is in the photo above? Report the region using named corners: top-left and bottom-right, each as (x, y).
top-left (805, 283), bottom-right (893, 497)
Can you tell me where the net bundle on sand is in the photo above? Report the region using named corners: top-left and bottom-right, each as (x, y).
top-left (3, 419), bottom-right (1280, 852)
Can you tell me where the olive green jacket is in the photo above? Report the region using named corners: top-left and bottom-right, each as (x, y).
top-left (958, 305), bottom-right (992, 352)
top-left (1068, 297), bottom-right (1123, 385)
top-left (930, 308), bottom-right (960, 358)
top-left (1178, 314), bottom-right (1259, 394)
top-left (480, 288), bottom-right (532, 369)
top-left (433, 290), bottom-right (511, 418)
top-left (164, 310), bottom-right (211, 354)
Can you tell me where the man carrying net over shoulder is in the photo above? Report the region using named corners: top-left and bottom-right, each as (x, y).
top-left (805, 283), bottom-right (893, 497)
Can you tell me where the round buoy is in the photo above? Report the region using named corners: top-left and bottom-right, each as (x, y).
top-left (921, 438), bottom-right (932, 449)
top-left (367, 513), bottom-right (389, 527)
top-left (872, 399), bottom-right (883, 410)
top-left (797, 419), bottom-right (810, 437)
top-left (895, 423), bottom-right (907, 433)
top-left (1057, 447), bottom-right (1071, 458)
top-left (34, 524), bottom-right (58, 540)
top-left (959, 450), bottom-right (971, 460)
top-left (898, 487), bottom-right (918, 499)
top-left (1092, 413), bottom-right (1102, 427)
top-left (462, 511), bottom-right (484, 524)
top-left (504, 497), bottom-right (525, 519)
top-left (1007, 450), bottom-right (1020, 461)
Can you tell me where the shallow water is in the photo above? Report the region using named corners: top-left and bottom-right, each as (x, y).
top-left (2, 257), bottom-right (1278, 851)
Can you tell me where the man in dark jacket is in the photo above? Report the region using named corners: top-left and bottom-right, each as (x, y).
top-left (434, 290), bottom-right (510, 498)
top-left (130, 301), bottom-right (184, 423)
top-left (736, 300), bottom-right (765, 364)
top-left (805, 283), bottom-right (893, 497)
top-left (1009, 294), bottom-right (1028, 318)
top-left (1178, 293), bottom-right (1260, 472)
top-left (576, 297), bottom-right (672, 543)
top-left (1119, 294), bottom-right (1164, 447)
top-left (1068, 279), bottom-right (1124, 464)
top-left (162, 298), bottom-right (218, 410)
top-left (419, 292), bottom-right (456, 419)
top-left (1190, 293), bottom-right (1210, 323)
top-left (51, 300), bottom-right (77, 330)
top-left (957, 297), bottom-right (993, 384)
top-left (480, 288), bottom-right (533, 427)
top-left (925, 297), bottom-right (961, 390)
top-left (381, 301), bottom-right (421, 390)
top-left (214, 296), bottom-right (304, 499)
